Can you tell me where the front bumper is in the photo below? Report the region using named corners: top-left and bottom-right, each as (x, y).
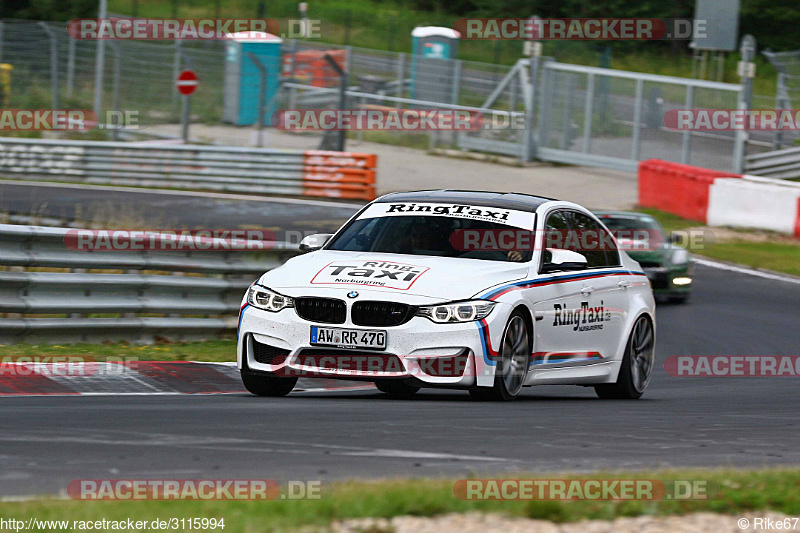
top-left (642, 265), bottom-right (693, 296)
top-left (237, 302), bottom-right (510, 387)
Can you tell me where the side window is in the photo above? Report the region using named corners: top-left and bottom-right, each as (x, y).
top-left (565, 211), bottom-right (611, 268)
top-left (541, 210), bottom-right (571, 269)
top-left (598, 221), bottom-right (620, 266)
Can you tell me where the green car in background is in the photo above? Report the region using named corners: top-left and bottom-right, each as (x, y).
top-left (594, 211), bottom-right (694, 304)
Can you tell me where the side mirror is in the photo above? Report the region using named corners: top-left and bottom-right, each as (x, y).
top-left (299, 233), bottom-right (333, 253)
top-left (541, 248), bottom-right (588, 273)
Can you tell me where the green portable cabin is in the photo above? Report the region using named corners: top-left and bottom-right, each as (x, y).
top-left (223, 31), bottom-right (283, 126)
top-left (410, 26), bottom-right (460, 103)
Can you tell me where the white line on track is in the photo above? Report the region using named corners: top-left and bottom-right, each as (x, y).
top-left (338, 449), bottom-right (510, 462)
top-left (694, 257), bottom-right (800, 285)
top-left (0, 179), bottom-right (365, 208)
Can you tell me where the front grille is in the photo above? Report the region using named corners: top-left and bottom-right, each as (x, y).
top-left (295, 297), bottom-right (346, 324)
top-left (252, 338), bottom-right (290, 365)
top-left (644, 269), bottom-right (670, 290)
top-left (639, 261), bottom-right (662, 268)
top-left (296, 349), bottom-right (404, 373)
top-left (351, 301), bottom-right (415, 327)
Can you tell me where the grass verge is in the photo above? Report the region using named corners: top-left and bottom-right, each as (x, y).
top-left (1, 468), bottom-right (799, 531)
top-left (0, 339), bottom-right (236, 362)
top-left (638, 208), bottom-right (800, 277)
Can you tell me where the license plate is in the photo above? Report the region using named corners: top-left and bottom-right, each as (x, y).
top-left (310, 326), bottom-right (387, 350)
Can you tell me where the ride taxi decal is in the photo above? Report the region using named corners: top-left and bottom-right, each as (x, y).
top-left (310, 260), bottom-right (430, 290)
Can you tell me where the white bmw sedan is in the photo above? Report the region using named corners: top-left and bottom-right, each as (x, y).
top-left (238, 190), bottom-right (655, 401)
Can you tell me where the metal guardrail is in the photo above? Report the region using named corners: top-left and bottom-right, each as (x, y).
top-left (0, 138), bottom-right (377, 200)
top-left (0, 224), bottom-right (302, 344)
top-left (745, 146), bottom-right (800, 179)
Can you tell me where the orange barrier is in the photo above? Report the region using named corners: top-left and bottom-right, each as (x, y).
top-left (638, 159), bottom-right (741, 222)
top-left (283, 50), bottom-right (347, 88)
top-left (301, 150), bottom-right (377, 200)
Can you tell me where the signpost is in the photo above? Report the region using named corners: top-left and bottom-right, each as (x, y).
top-left (176, 69), bottom-right (198, 143)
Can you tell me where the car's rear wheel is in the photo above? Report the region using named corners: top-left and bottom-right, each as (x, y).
top-left (469, 312), bottom-right (530, 402)
top-left (375, 380), bottom-right (420, 398)
top-left (595, 315), bottom-right (654, 399)
top-left (241, 370), bottom-right (297, 397)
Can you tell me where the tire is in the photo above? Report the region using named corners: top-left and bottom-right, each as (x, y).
top-left (469, 311), bottom-right (530, 402)
top-left (375, 380), bottom-right (420, 398)
top-left (595, 315), bottom-right (654, 399)
top-left (241, 370), bottom-right (297, 397)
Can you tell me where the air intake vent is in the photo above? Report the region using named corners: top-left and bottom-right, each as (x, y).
top-left (252, 338), bottom-right (290, 365)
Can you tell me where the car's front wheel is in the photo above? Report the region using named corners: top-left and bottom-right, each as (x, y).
top-left (241, 370), bottom-right (297, 397)
top-left (469, 311), bottom-right (530, 402)
top-left (595, 315), bottom-right (654, 399)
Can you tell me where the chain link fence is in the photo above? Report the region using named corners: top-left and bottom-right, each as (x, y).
top-left (0, 19), bottom-right (783, 173)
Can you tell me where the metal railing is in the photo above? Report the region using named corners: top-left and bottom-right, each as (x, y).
top-left (0, 18), bottom-right (779, 173)
top-left (745, 146), bottom-right (800, 179)
top-left (0, 223), bottom-right (301, 344)
top-left (536, 61), bottom-right (747, 172)
top-left (0, 138), bottom-right (377, 200)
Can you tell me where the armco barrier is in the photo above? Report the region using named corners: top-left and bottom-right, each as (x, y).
top-left (638, 159), bottom-right (741, 222)
top-left (0, 138), bottom-right (377, 201)
top-left (0, 224), bottom-right (302, 344)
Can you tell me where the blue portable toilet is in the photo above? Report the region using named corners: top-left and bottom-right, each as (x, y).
top-left (223, 31), bottom-right (283, 126)
top-left (410, 26), bottom-right (460, 103)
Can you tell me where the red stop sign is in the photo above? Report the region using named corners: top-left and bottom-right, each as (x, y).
top-left (176, 69), bottom-right (198, 96)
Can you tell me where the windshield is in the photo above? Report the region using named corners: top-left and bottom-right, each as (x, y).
top-left (597, 215), bottom-right (664, 236)
top-left (327, 215), bottom-right (533, 262)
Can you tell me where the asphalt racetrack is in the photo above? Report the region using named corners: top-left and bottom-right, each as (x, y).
top-left (1, 260), bottom-right (798, 497)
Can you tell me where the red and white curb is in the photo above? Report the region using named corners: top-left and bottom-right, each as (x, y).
top-left (0, 361), bottom-right (373, 396)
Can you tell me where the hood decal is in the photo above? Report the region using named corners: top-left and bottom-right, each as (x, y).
top-left (310, 260), bottom-right (430, 290)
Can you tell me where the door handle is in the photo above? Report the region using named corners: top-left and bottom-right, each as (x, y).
top-left (618, 280), bottom-right (631, 289)
top-left (580, 286), bottom-right (594, 295)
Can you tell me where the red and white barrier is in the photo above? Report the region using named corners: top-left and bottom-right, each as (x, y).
top-left (639, 159), bottom-right (800, 237)
top-left (708, 176), bottom-right (800, 236)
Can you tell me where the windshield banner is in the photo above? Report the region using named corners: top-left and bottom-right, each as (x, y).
top-left (358, 202), bottom-right (536, 230)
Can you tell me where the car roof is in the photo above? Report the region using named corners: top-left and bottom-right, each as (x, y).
top-left (375, 190), bottom-right (556, 213)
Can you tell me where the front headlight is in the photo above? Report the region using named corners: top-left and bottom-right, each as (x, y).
top-left (247, 285), bottom-right (294, 312)
top-left (417, 300), bottom-right (495, 323)
top-left (671, 248), bottom-right (690, 265)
